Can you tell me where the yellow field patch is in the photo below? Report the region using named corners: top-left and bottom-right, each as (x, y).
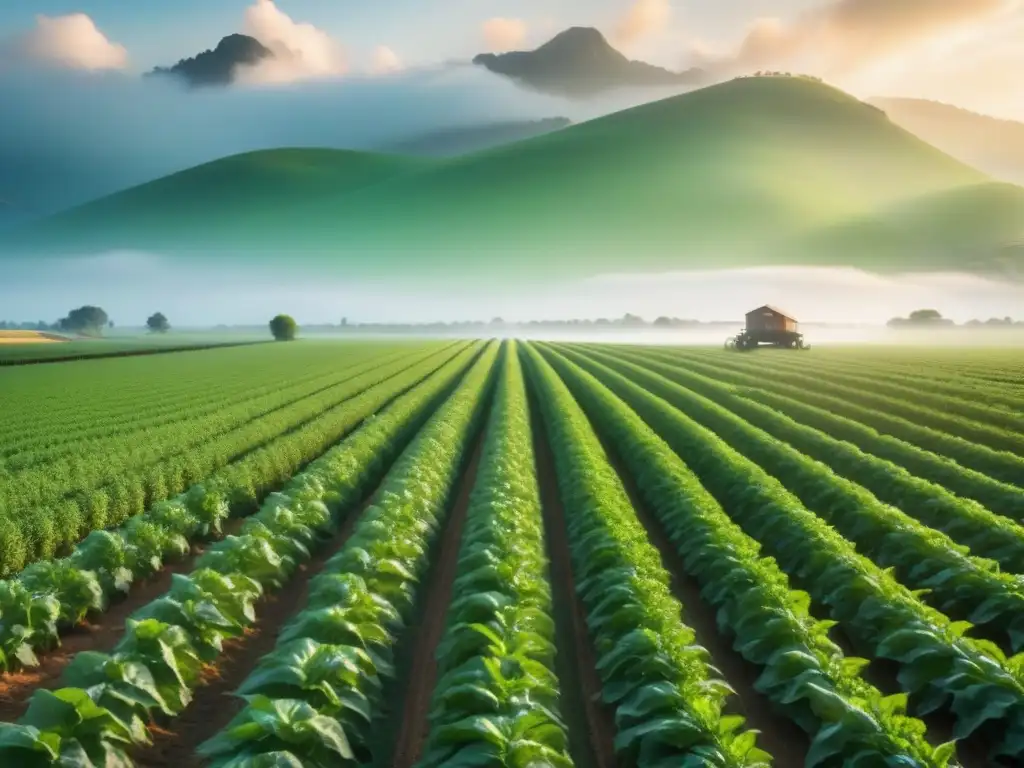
top-left (0, 331), bottom-right (68, 344)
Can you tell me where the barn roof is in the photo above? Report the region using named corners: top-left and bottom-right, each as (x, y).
top-left (746, 304), bottom-right (797, 321)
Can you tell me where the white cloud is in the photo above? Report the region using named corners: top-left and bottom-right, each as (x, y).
top-left (370, 46), bottom-right (403, 75)
top-left (4, 13), bottom-right (128, 71)
top-left (236, 0), bottom-right (346, 84)
top-left (691, 0), bottom-right (1015, 79)
top-left (482, 18), bottom-right (528, 52)
top-left (614, 0), bottom-right (673, 46)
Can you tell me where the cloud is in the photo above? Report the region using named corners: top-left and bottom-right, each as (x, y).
top-left (371, 46), bottom-right (403, 75)
top-left (2, 13), bottom-right (128, 71)
top-left (614, 0), bottom-right (673, 46)
top-left (482, 18), bottom-right (528, 52)
top-left (693, 0), bottom-right (1015, 78)
top-left (236, 0), bottom-right (346, 84)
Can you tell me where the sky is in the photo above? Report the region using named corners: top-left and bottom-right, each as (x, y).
top-left (0, 0), bottom-right (1021, 118)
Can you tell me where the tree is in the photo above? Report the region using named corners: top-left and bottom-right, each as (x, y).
top-left (58, 305), bottom-right (109, 336)
top-left (653, 316), bottom-right (674, 327)
top-left (908, 309), bottom-right (943, 323)
top-left (269, 314), bottom-right (298, 341)
top-left (147, 312), bottom-right (171, 333)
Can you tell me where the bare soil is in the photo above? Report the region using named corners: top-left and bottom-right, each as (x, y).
top-left (0, 536), bottom-right (221, 722)
top-left (531, 412), bottom-right (619, 768)
top-left (390, 424), bottom-right (487, 768)
top-left (133, 496), bottom-right (373, 768)
top-left (601, 441), bottom-right (809, 768)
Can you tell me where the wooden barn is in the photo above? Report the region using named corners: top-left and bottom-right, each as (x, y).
top-left (745, 305), bottom-right (799, 334)
top-left (727, 305), bottom-right (808, 350)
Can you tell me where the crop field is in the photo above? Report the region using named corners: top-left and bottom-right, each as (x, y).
top-left (0, 340), bottom-right (1022, 767)
top-left (0, 334), bottom-right (267, 366)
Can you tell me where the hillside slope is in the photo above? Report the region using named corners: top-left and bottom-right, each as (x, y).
top-left (871, 98), bottom-right (1024, 186)
top-left (7, 77), bottom-right (1022, 280)
top-left (26, 148), bottom-right (436, 250)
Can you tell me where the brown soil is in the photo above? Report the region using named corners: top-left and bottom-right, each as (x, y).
top-left (531, 413), bottom-right (619, 768)
top-left (390, 424), bottom-right (487, 768)
top-left (133, 498), bottom-right (372, 768)
top-left (0, 534), bottom-right (224, 722)
top-left (602, 443), bottom-right (809, 768)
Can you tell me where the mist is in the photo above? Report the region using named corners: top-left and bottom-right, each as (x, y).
top-left (2, 254), bottom-right (1021, 336)
top-left (0, 64), bottom-right (693, 220)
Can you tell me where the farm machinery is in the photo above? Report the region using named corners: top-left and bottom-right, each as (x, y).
top-left (725, 328), bottom-right (809, 350)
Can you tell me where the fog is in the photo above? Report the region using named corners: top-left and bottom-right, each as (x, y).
top-left (0, 65), bottom-right (692, 219)
top-left (2, 253), bottom-right (1022, 337)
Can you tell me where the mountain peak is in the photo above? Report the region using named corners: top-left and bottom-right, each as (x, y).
top-left (149, 34), bottom-right (272, 88)
top-left (473, 26), bottom-right (702, 98)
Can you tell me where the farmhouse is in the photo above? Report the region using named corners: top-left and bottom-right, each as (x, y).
top-left (745, 305), bottom-right (798, 333)
top-left (727, 305), bottom-right (808, 349)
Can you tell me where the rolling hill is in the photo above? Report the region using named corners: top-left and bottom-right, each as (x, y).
top-left (870, 98), bottom-right (1024, 187)
top-left (6, 76), bottom-right (1023, 281)
top-left (379, 118), bottom-right (572, 157)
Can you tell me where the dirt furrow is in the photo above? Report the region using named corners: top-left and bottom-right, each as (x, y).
top-left (0, 519), bottom-right (245, 723)
top-left (134, 497), bottom-right (375, 768)
top-left (598, 438), bottom-right (809, 768)
top-left (531, 409), bottom-right (618, 768)
top-left (389, 424), bottom-right (488, 768)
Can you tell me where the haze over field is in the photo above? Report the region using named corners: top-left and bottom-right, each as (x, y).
top-left (2, 0), bottom-right (1023, 324)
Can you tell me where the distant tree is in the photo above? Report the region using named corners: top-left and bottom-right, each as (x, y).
top-left (59, 305), bottom-right (109, 336)
top-left (490, 317), bottom-right (505, 327)
top-left (109, 320), bottom-right (115, 329)
top-left (653, 316), bottom-right (674, 327)
top-left (270, 314), bottom-right (298, 341)
top-left (147, 312), bottom-right (171, 333)
top-left (908, 309), bottom-right (943, 323)
top-left (340, 317), bottom-right (348, 327)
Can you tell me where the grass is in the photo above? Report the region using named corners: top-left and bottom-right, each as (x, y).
top-left (5, 77), bottom-right (1023, 279)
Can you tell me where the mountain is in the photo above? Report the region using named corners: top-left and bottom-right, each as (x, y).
top-left (473, 27), bottom-right (704, 97)
top-left (149, 34), bottom-right (272, 87)
top-left (7, 76), bottom-right (1023, 281)
top-left (870, 98), bottom-right (1024, 187)
top-left (379, 118), bottom-right (572, 156)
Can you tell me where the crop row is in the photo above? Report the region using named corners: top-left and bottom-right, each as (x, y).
top-left (634, 348), bottom-right (1024, 487)
top-left (663, 349), bottom-right (1024, 455)
top-left (560, 346), bottom-right (1024, 761)
top-left (574, 346), bottom-right (1024, 651)
top-left (196, 341), bottom-right (499, 766)
top-left (712, 352), bottom-right (1024, 411)
top-left (416, 343), bottom-right (572, 767)
top-left (0, 344), bottom-right (479, 671)
top-left (0, 344), bottom-right (410, 471)
top-left (0, 345), bottom-right (412, 498)
top-left (0, 343), bottom-right (468, 576)
top-left (537, 344), bottom-right (952, 766)
top-left (0, 341), bottom-right (496, 766)
top-left (0, 342), bottom-right (358, 440)
top-left (600, 347), bottom-right (1024, 564)
top-left (523, 344), bottom-right (771, 766)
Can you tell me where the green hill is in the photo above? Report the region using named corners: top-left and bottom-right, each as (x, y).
top-left (26, 148), bottom-right (436, 250)
top-left (7, 77), bottom-right (1023, 280)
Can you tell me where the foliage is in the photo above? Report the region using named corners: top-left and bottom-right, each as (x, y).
top-left (270, 315), bottom-right (297, 342)
top-left (0, 341), bottom-right (462, 576)
top-left (539, 344), bottom-right (952, 766)
top-left (419, 343), bottom-right (572, 768)
top-left (199, 343), bottom-right (498, 766)
top-left (523, 344), bottom-right (770, 766)
top-left (146, 313), bottom-right (170, 333)
top-left (58, 306), bottom-right (108, 336)
top-left (558, 345), bottom-right (1024, 761)
top-left (0, 342), bottom-right (497, 765)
